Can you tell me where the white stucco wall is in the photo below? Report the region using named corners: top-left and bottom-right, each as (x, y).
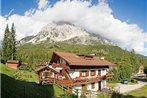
top-left (68, 68), bottom-right (107, 92)
top-left (68, 69), bottom-right (79, 78)
top-left (101, 80), bottom-right (106, 89)
top-left (101, 69), bottom-right (107, 76)
top-left (68, 68), bottom-right (108, 79)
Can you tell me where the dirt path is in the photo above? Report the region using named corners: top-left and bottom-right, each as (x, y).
top-left (114, 81), bottom-right (147, 94)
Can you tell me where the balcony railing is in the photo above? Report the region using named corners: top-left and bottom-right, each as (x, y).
top-left (56, 74), bottom-right (112, 86)
top-left (40, 74), bottom-right (113, 86)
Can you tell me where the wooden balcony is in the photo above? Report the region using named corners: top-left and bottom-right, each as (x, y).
top-left (40, 74), bottom-right (113, 86)
top-left (105, 73), bottom-right (113, 79)
top-left (55, 75), bottom-right (107, 86)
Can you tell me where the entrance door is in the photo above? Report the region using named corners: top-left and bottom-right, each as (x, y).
top-left (82, 84), bottom-right (86, 92)
top-left (98, 81), bottom-right (101, 91)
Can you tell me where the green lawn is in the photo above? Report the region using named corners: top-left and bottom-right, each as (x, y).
top-left (107, 82), bottom-right (118, 88)
top-left (124, 86), bottom-right (147, 98)
top-left (0, 64), bottom-right (66, 98)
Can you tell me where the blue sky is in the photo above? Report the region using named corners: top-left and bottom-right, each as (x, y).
top-left (2, 0), bottom-right (147, 32)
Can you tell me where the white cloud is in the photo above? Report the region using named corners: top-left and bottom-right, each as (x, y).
top-left (38, 0), bottom-right (49, 10)
top-left (0, 0), bottom-right (146, 56)
top-left (145, 33), bottom-right (147, 42)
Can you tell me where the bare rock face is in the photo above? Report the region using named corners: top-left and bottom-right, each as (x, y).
top-left (18, 21), bottom-right (113, 45)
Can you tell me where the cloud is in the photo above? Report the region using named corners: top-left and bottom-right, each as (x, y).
top-left (0, 0), bottom-right (146, 56)
top-left (38, 0), bottom-right (49, 10)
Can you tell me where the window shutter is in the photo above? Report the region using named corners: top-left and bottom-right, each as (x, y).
top-left (80, 72), bottom-right (82, 77)
top-left (86, 71), bottom-right (89, 76)
top-left (94, 71), bottom-right (96, 76)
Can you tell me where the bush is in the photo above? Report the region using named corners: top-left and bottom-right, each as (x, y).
top-left (80, 94), bottom-right (87, 98)
top-left (19, 65), bottom-right (33, 72)
top-left (60, 93), bottom-right (77, 98)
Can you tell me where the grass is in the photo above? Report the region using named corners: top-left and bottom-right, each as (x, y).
top-left (128, 82), bottom-right (138, 85)
top-left (107, 82), bottom-right (118, 88)
top-left (0, 64), bottom-right (65, 98)
top-left (0, 63), bottom-right (16, 76)
top-left (123, 86), bottom-right (147, 98)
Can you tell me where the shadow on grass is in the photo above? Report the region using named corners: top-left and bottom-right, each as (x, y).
top-left (122, 95), bottom-right (147, 98)
top-left (111, 92), bottom-right (147, 98)
top-left (1, 73), bottom-right (55, 98)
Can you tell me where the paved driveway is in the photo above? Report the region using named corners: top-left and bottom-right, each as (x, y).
top-left (114, 81), bottom-right (147, 94)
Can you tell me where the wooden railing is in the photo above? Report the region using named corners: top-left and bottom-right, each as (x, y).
top-left (71, 76), bottom-right (101, 86)
top-left (105, 73), bottom-right (113, 79)
top-left (40, 74), bottom-right (113, 86)
top-left (54, 79), bottom-right (75, 94)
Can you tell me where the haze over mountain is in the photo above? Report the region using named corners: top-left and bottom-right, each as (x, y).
top-left (18, 22), bottom-right (114, 45)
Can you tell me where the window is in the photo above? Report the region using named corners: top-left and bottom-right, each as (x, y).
top-left (59, 58), bottom-right (66, 64)
top-left (42, 72), bottom-right (49, 79)
top-left (82, 71), bottom-right (86, 77)
top-left (91, 70), bottom-right (96, 76)
top-left (80, 71), bottom-right (89, 77)
top-left (82, 84), bottom-right (87, 91)
top-left (60, 70), bottom-right (62, 74)
top-left (91, 83), bottom-right (95, 89)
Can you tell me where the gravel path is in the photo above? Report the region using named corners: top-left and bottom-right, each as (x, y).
top-left (114, 81), bottom-right (147, 94)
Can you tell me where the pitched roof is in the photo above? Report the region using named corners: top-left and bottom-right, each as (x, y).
top-left (52, 63), bottom-right (70, 70)
top-left (7, 60), bottom-right (19, 64)
top-left (35, 65), bottom-right (61, 74)
top-left (35, 66), bottom-right (47, 72)
top-left (53, 51), bottom-right (116, 66)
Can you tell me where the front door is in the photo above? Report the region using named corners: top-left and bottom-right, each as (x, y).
top-left (98, 81), bottom-right (101, 91)
top-left (82, 84), bottom-right (86, 92)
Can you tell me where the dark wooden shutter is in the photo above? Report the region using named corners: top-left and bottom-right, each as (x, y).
top-left (86, 71), bottom-right (89, 76)
top-left (94, 71), bottom-right (96, 76)
top-left (80, 71), bottom-right (82, 77)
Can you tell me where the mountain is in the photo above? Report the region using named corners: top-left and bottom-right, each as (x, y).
top-left (17, 36), bottom-right (35, 45)
top-left (18, 22), bottom-right (114, 45)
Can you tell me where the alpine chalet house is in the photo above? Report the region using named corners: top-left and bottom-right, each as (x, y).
top-left (35, 51), bottom-right (115, 93)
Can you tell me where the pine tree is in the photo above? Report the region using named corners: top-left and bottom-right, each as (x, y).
top-left (2, 23), bottom-right (17, 62)
top-left (2, 24), bottom-right (11, 62)
top-left (10, 23), bottom-right (17, 60)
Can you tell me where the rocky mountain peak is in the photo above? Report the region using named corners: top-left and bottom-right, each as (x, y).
top-left (18, 22), bottom-right (113, 45)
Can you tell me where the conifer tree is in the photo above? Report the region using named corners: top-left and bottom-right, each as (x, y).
top-left (2, 24), bottom-right (11, 62)
top-left (2, 23), bottom-right (17, 62)
top-left (10, 23), bottom-right (17, 60)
